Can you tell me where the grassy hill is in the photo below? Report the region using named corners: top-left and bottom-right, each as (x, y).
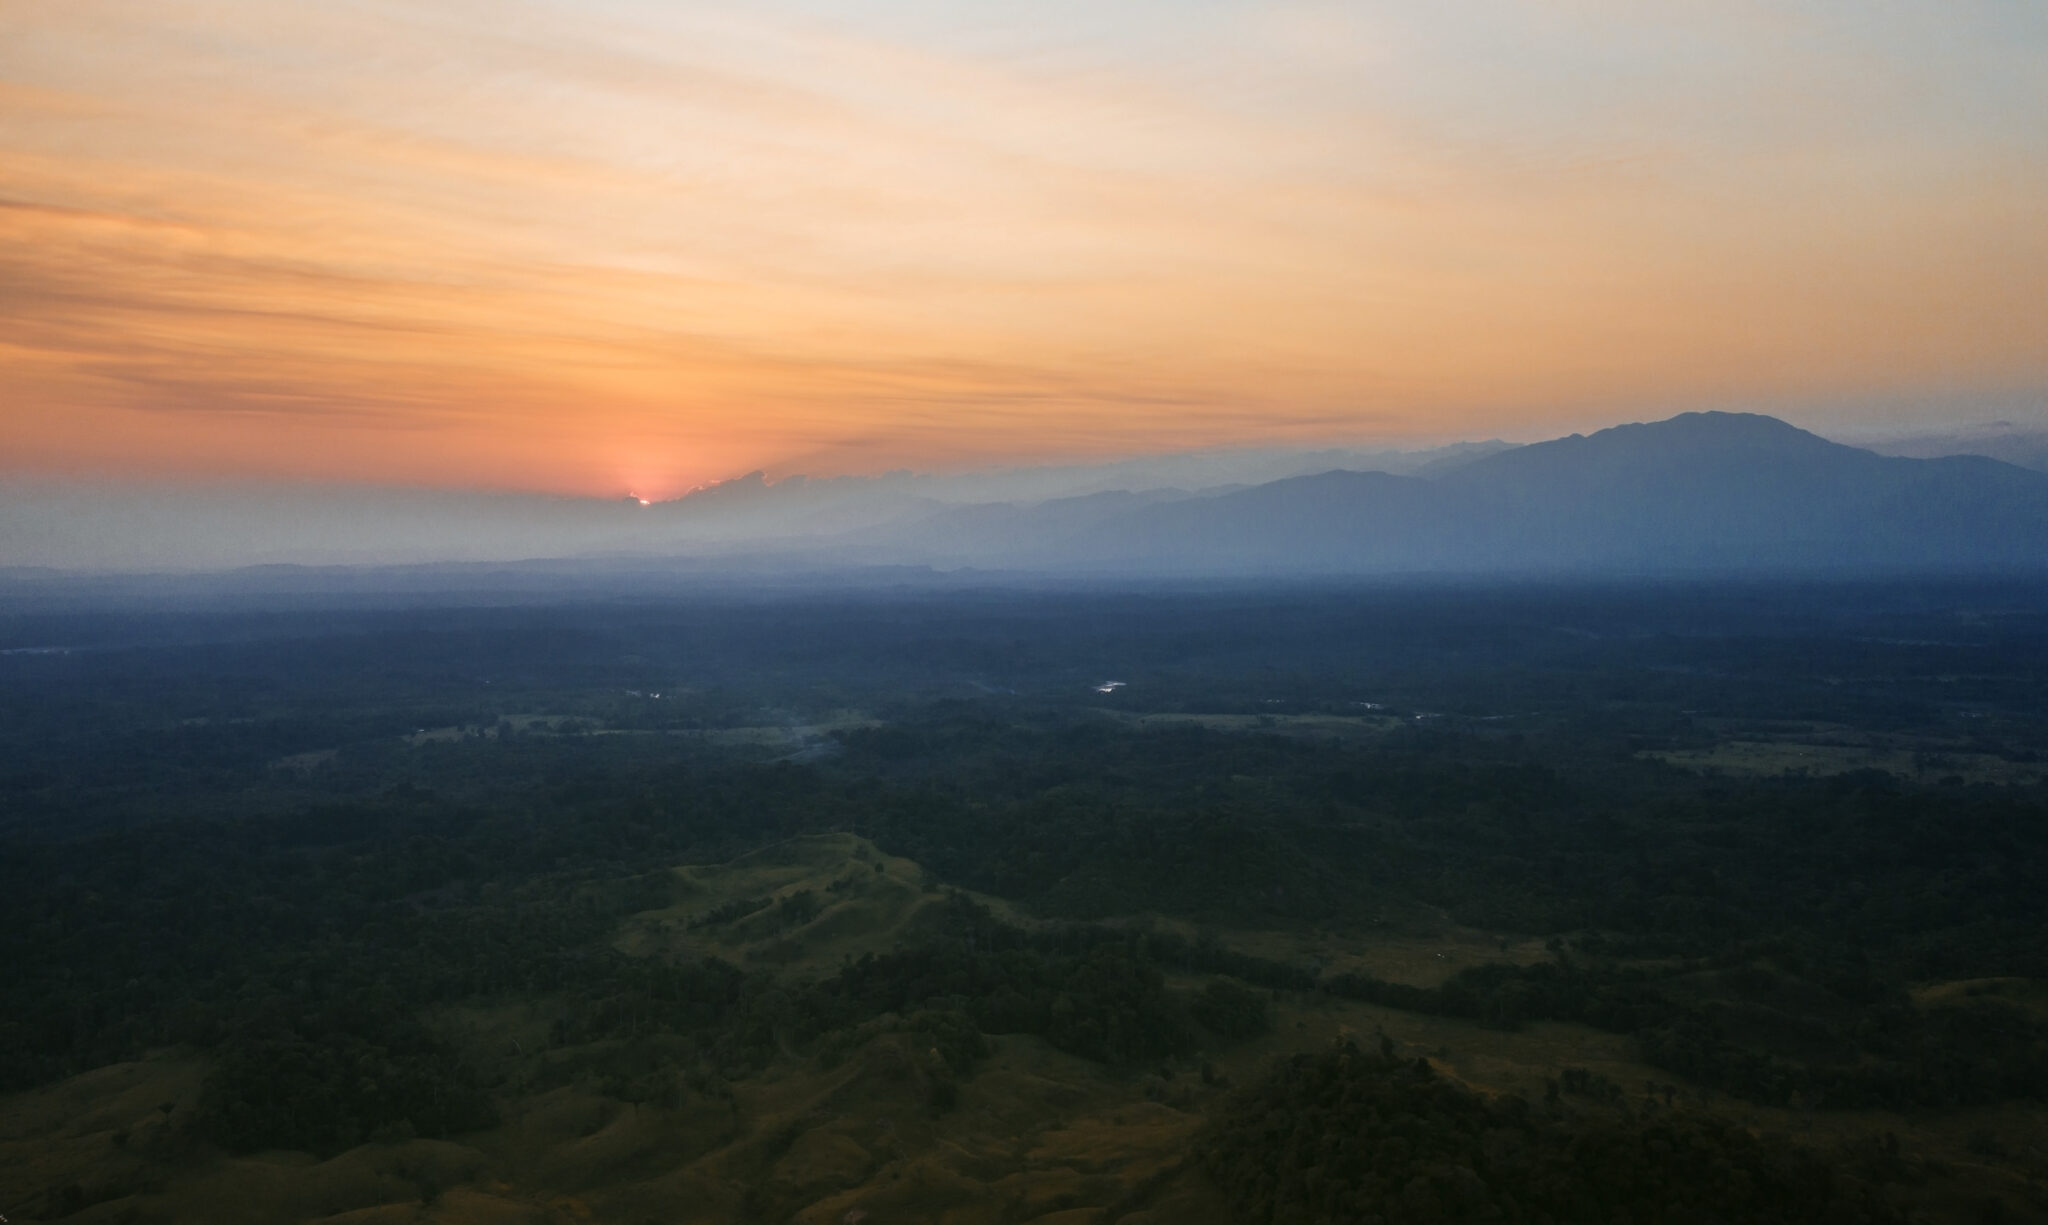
top-left (7, 834), bottom-right (2045, 1224)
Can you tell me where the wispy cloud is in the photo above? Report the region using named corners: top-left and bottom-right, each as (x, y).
top-left (2, 0), bottom-right (2044, 494)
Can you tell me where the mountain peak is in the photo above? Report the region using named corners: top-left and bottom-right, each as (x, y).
top-left (1574, 411), bottom-right (1834, 451)
top-left (1440, 412), bottom-right (1845, 488)
top-left (1632, 410), bottom-right (1827, 441)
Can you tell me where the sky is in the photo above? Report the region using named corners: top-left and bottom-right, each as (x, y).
top-left (3, 0), bottom-right (2046, 498)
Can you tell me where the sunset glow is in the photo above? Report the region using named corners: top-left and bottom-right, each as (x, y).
top-left (4, 1), bottom-right (2045, 495)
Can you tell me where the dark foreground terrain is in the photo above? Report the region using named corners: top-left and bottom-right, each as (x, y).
top-left (5, 578), bottom-right (2048, 1223)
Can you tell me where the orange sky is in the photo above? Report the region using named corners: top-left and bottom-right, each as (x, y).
top-left (3, 0), bottom-right (2045, 497)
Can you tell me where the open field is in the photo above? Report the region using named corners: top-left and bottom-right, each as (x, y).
top-left (1107, 711), bottom-right (1407, 741)
top-left (393, 712), bottom-right (880, 753)
top-left (1644, 738), bottom-right (2048, 785)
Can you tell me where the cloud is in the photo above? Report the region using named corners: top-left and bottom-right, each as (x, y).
top-left (1, 0), bottom-right (2045, 493)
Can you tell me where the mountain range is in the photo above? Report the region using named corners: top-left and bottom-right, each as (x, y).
top-left (3, 412), bottom-right (2045, 576)
top-left (849, 411), bottom-right (2048, 574)
top-left (1867, 423), bottom-right (2048, 473)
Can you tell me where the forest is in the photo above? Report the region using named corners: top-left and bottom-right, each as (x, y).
top-left (2, 578), bottom-right (2046, 1222)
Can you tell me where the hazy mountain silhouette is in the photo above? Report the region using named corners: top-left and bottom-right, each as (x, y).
top-left (1866, 423), bottom-right (2048, 474)
top-left (871, 412), bottom-right (2048, 573)
top-left (5, 413), bottom-right (2043, 577)
top-left (0, 440), bottom-right (1510, 571)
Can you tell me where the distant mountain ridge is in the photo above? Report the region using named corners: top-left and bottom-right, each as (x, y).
top-left (1867, 424), bottom-right (2048, 474)
top-left (854, 412), bottom-right (2048, 574)
top-left (3, 413), bottom-right (2044, 575)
